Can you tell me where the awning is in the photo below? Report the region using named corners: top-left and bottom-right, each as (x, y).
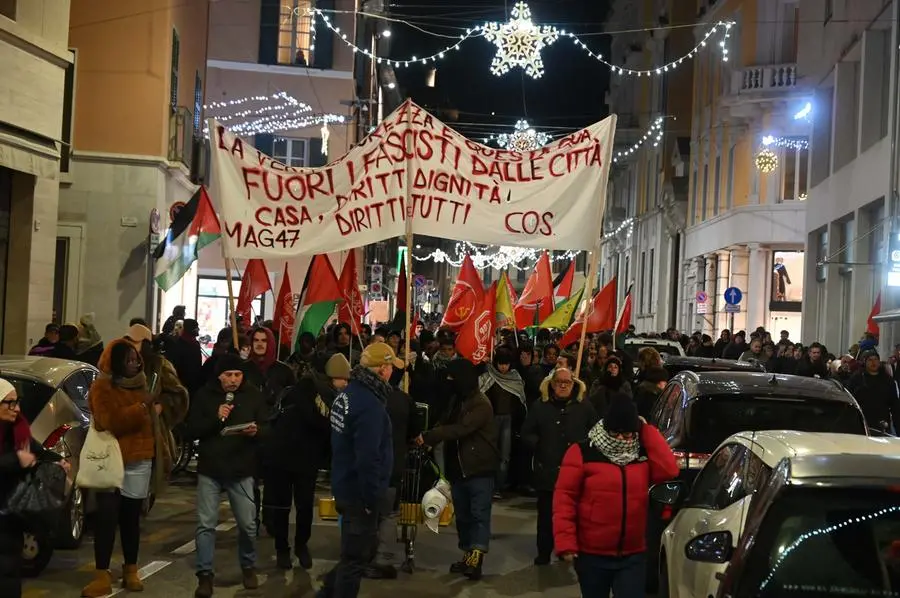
top-left (0, 124), bottom-right (60, 180)
top-left (872, 308), bottom-right (900, 323)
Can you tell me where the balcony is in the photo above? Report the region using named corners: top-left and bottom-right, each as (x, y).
top-left (730, 64), bottom-right (798, 96)
top-left (168, 106), bottom-right (194, 170)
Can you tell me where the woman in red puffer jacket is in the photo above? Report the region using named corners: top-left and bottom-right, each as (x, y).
top-left (553, 397), bottom-right (678, 598)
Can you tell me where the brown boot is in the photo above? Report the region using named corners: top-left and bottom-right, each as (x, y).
top-left (122, 564), bottom-right (144, 591)
top-left (242, 567), bottom-right (259, 590)
top-left (81, 569), bottom-right (113, 597)
top-left (194, 572), bottom-right (214, 598)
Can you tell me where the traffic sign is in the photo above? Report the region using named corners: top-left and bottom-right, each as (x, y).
top-left (724, 287), bottom-right (743, 305)
top-left (724, 303), bottom-right (741, 313)
top-left (695, 291), bottom-right (708, 303)
top-left (696, 302), bottom-right (709, 314)
top-left (413, 274), bottom-right (426, 288)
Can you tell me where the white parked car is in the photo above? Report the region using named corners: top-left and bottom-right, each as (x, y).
top-left (650, 431), bottom-right (900, 598)
top-left (623, 338), bottom-right (685, 360)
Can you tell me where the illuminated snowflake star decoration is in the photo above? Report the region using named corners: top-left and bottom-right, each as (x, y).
top-left (481, 2), bottom-right (559, 79)
top-left (496, 120), bottom-right (551, 151)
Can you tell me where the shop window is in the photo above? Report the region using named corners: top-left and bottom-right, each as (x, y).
top-left (278, 0), bottom-right (314, 66)
top-left (272, 138), bottom-right (309, 167)
top-left (196, 277), bottom-right (266, 344)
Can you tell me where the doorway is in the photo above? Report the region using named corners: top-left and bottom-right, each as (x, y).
top-left (53, 224), bottom-right (85, 324)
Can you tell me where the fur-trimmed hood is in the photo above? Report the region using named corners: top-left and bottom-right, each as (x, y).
top-left (539, 374), bottom-right (586, 402)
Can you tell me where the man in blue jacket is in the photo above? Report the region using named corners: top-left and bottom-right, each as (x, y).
top-left (318, 342), bottom-right (400, 598)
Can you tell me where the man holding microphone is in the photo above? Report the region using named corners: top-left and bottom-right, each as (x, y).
top-left (186, 353), bottom-right (269, 598)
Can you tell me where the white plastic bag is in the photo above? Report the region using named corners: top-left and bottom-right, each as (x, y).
top-left (75, 422), bottom-right (124, 490)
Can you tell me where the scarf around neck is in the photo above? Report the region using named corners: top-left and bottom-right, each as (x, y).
top-left (587, 420), bottom-right (642, 466)
top-left (350, 365), bottom-right (393, 403)
top-left (112, 371), bottom-right (148, 391)
top-left (478, 365), bottom-right (526, 406)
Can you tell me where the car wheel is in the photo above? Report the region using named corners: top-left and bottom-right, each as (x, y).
top-left (659, 553), bottom-right (671, 598)
top-left (171, 427), bottom-right (193, 473)
top-left (20, 525), bottom-right (54, 578)
top-left (55, 485), bottom-right (85, 549)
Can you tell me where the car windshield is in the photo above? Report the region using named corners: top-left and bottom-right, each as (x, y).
top-left (685, 396), bottom-right (867, 453)
top-left (737, 487), bottom-right (900, 598)
top-left (624, 343), bottom-right (682, 359)
top-left (3, 376), bottom-right (56, 423)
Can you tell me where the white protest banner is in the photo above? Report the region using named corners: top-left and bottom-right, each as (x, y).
top-left (208, 100), bottom-right (616, 258)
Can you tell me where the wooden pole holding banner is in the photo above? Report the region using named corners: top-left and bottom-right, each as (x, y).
top-left (224, 259), bottom-right (240, 349)
top-left (402, 101), bottom-right (415, 393)
top-left (574, 249), bottom-right (600, 380)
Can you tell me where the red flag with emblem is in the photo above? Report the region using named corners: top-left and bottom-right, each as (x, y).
top-left (272, 263), bottom-right (295, 343)
top-left (457, 282), bottom-right (496, 364)
top-left (441, 255), bottom-right (485, 330)
top-left (337, 250), bottom-right (364, 335)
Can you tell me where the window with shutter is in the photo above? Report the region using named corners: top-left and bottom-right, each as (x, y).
top-left (272, 137), bottom-right (309, 166)
top-left (277, 0), bottom-right (315, 65)
top-left (170, 29), bottom-right (180, 111)
top-left (61, 49), bottom-right (76, 174)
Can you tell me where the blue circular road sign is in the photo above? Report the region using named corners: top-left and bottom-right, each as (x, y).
top-left (724, 287), bottom-right (743, 305)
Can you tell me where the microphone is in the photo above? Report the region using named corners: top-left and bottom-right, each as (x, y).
top-left (221, 392), bottom-right (235, 422)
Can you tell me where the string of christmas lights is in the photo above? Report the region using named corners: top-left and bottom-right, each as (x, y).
top-left (483, 119), bottom-right (552, 151)
top-left (761, 135), bottom-right (809, 150)
top-left (604, 217), bottom-right (634, 240)
top-left (204, 92), bottom-right (346, 136)
top-left (412, 241), bottom-right (580, 270)
top-left (613, 117), bottom-right (664, 163)
top-left (310, 5), bottom-right (732, 79)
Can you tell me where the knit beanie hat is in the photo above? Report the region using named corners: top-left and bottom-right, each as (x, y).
top-left (325, 353), bottom-right (351, 380)
top-left (215, 353), bottom-right (245, 376)
top-left (604, 397), bottom-right (641, 434)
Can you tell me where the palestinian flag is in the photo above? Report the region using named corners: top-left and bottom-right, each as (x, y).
top-left (293, 255), bottom-right (342, 349)
top-left (153, 187), bottom-right (221, 291)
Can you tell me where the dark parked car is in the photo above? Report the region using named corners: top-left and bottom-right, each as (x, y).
top-left (643, 371), bottom-right (870, 590)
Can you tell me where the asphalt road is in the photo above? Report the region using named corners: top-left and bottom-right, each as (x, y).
top-left (22, 475), bottom-right (585, 598)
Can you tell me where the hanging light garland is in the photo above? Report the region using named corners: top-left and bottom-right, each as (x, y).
top-left (614, 117), bottom-right (664, 163)
top-left (310, 8), bottom-right (733, 79)
top-left (413, 241), bottom-right (579, 270)
top-left (761, 135), bottom-right (809, 150)
top-left (604, 217), bottom-right (634, 240)
top-left (755, 148), bottom-right (778, 173)
top-left (204, 92), bottom-right (346, 136)
top-left (483, 119), bottom-right (552, 151)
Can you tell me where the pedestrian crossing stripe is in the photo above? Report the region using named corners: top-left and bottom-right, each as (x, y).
top-left (170, 521), bottom-right (236, 555)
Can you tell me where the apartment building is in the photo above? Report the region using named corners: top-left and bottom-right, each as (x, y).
top-left (678, 0), bottom-right (810, 340)
top-left (600, 0), bottom-right (695, 333)
top-left (58, 0), bottom-right (209, 336)
top-left (0, 1), bottom-right (72, 351)
top-left (798, 0), bottom-right (894, 352)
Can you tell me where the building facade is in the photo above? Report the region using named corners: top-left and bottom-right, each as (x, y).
top-left (60, 0), bottom-right (210, 336)
top-left (678, 0), bottom-right (810, 341)
top-left (0, 1), bottom-right (72, 351)
top-left (600, 0), bottom-right (695, 333)
top-left (798, 0), bottom-right (895, 352)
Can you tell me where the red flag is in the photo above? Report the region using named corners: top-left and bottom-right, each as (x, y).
top-left (515, 252), bottom-right (555, 328)
top-left (457, 282), bottom-right (496, 364)
top-left (236, 259), bottom-right (272, 320)
top-left (554, 260), bottom-right (575, 301)
top-left (615, 286), bottom-right (633, 335)
top-left (867, 292), bottom-right (882, 336)
top-left (337, 250), bottom-right (365, 335)
top-left (559, 278), bottom-right (617, 349)
top-left (409, 311), bottom-right (420, 339)
top-left (441, 255), bottom-right (485, 329)
top-left (272, 263), bottom-right (294, 342)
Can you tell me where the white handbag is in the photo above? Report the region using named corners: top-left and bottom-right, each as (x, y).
top-left (75, 421), bottom-right (125, 490)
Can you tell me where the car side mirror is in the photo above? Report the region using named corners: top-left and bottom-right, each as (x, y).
top-left (685, 531), bottom-right (733, 563)
top-left (649, 481), bottom-right (686, 506)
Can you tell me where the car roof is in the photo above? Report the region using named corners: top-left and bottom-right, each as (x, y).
top-left (624, 338), bottom-right (682, 347)
top-left (673, 371), bottom-right (853, 403)
top-left (663, 355), bottom-right (764, 371)
top-left (728, 430), bottom-right (900, 469)
top-left (0, 356), bottom-right (97, 388)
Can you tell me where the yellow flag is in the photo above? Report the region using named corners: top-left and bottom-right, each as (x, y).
top-left (541, 287), bottom-right (584, 329)
top-left (495, 271), bottom-right (516, 328)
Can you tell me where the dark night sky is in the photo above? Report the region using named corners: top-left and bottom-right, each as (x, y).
top-left (386, 0), bottom-right (612, 143)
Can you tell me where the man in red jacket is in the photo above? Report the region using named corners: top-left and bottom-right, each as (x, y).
top-left (553, 397), bottom-right (678, 597)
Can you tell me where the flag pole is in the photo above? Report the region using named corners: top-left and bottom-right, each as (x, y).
top-left (224, 259), bottom-right (240, 349)
top-left (402, 101), bottom-right (414, 393)
top-left (574, 250), bottom-right (600, 380)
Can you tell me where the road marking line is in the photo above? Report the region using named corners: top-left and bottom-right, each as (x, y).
top-left (102, 560), bottom-right (172, 597)
top-left (171, 521), bottom-right (236, 555)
